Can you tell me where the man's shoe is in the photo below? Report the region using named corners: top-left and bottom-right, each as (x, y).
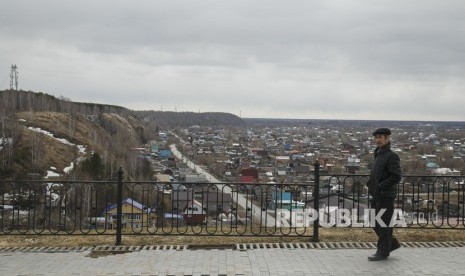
top-left (390, 243), bottom-right (401, 252)
top-left (368, 254), bottom-right (388, 261)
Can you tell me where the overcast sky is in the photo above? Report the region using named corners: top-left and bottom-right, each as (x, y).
top-left (1, 1), bottom-right (464, 121)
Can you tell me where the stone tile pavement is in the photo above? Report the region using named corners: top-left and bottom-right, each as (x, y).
top-left (1, 246), bottom-right (465, 276)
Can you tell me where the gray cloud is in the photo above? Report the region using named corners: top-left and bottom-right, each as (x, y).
top-left (1, 0), bottom-right (465, 121)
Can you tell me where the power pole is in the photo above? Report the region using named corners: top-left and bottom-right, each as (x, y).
top-left (10, 64), bottom-right (18, 90)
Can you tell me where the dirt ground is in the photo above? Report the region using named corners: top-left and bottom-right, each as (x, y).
top-left (1, 228), bottom-right (464, 247)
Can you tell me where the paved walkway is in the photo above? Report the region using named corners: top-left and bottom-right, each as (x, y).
top-left (1, 246), bottom-right (465, 276)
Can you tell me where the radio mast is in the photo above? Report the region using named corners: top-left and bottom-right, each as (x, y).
top-left (10, 64), bottom-right (18, 90)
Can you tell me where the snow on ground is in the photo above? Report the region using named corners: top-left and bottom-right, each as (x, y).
top-left (63, 162), bottom-right (74, 173)
top-left (45, 168), bottom-right (63, 190)
top-left (76, 145), bottom-right (87, 164)
top-left (45, 170), bottom-right (60, 179)
top-left (27, 127), bottom-right (76, 146)
top-left (77, 145), bottom-right (86, 154)
top-left (27, 126), bottom-right (87, 175)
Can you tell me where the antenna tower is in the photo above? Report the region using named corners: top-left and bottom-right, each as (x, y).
top-left (10, 64), bottom-right (18, 90)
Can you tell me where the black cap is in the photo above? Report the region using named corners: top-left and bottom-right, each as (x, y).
top-left (372, 128), bottom-right (391, 136)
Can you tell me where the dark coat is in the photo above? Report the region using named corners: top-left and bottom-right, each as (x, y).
top-left (367, 143), bottom-right (402, 200)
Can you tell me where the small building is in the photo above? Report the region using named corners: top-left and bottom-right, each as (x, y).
top-left (159, 132), bottom-right (167, 140)
top-left (171, 190), bottom-right (232, 215)
top-left (183, 200), bottom-right (206, 225)
top-left (268, 190), bottom-right (305, 210)
top-left (240, 168), bottom-right (259, 181)
top-left (201, 192), bottom-right (233, 214)
top-left (150, 143), bottom-right (159, 153)
top-left (156, 174), bottom-right (173, 183)
top-left (345, 155), bottom-right (361, 174)
top-left (305, 194), bottom-right (369, 222)
top-left (185, 173), bottom-right (208, 183)
top-left (158, 149), bottom-right (172, 158)
top-left (102, 198), bottom-right (153, 229)
top-left (274, 156), bottom-right (290, 166)
top-left (434, 168), bottom-right (461, 176)
top-left (172, 190), bottom-right (195, 212)
top-left (294, 165), bottom-right (311, 176)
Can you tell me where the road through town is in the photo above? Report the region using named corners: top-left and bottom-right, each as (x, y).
top-left (169, 143), bottom-right (277, 227)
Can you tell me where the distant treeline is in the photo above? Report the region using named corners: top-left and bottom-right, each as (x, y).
top-left (0, 90), bottom-right (129, 116)
top-left (244, 118), bottom-right (465, 129)
top-left (136, 110), bottom-right (245, 127)
top-left (0, 90), bottom-right (245, 127)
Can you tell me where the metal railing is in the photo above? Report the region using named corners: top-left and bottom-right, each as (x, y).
top-left (1, 164), bottom-right (464, 245)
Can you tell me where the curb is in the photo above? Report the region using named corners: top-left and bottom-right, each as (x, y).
top-left (1, 241), bottom-right (465, 253)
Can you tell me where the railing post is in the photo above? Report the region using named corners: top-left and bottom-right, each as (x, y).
top-left (313, 161), bottom-right (320, 242)
top-left (115, 167), bottom-right (123, 246)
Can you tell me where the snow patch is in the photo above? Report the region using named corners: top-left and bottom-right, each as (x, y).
top-left (77, 145), bottom-right (86, 154)
top-left (27, 126), bottom-right (87, 174)
top-left (45, 170), bottom-right (60, 179)
top-left (64, 162), bottom-right (74, 173)
top-left (27, 127), bottom-right (75, 146)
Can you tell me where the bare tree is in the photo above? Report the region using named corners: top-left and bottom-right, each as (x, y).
top-left (30, 131), bottom-right (42, 172)
top-left (0, 100), bottom-right (19, 173)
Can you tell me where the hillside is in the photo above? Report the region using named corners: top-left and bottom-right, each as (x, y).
top-left (0, 90), bottom-right (245, 179)
top-left (0, 90), bottom-right (246, 127)
top-left (1, 111), bottom-right (147, 179)
top-left (0, 90), bottom-right (149, 179)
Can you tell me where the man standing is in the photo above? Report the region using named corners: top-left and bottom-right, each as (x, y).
top-left (367, 128), bottom-right (402, 261)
